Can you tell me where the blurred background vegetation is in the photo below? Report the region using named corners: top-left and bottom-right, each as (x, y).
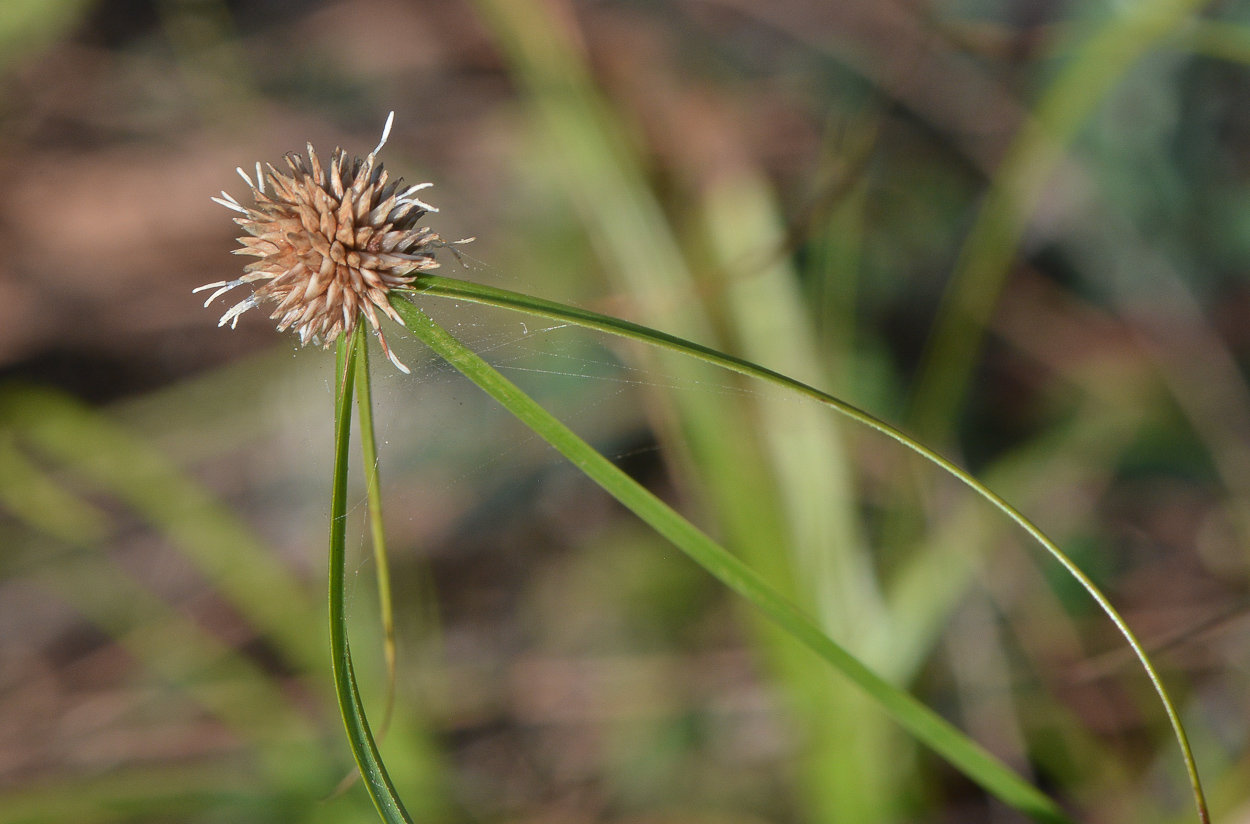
top-left (2, 0), bottom-right (1250, 822)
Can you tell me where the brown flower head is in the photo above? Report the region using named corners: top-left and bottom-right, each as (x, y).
top-left (195, 113), bottom-right (457, 372)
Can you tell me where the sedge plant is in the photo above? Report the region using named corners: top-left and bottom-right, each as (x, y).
top-left (196, 115), bottom-right (1210, 824)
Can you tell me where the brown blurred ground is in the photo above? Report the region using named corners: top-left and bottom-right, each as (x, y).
top-left (3, 2), bottom-right (1250, 823)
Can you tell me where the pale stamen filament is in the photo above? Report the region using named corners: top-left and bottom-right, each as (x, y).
top-left (193, 278), bottom-right (246, 307)
top-left (211, 195), bottom-right (248, 214)
top-left (218, 296), bottom-right (258, 328)
top-left (371, 111), bottom-right (395, 159)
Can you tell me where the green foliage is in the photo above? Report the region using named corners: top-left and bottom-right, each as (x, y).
top-left (4, 1), bottom-right (1247, 822)
top-left (0, 0), bottom-right (92, 74)
top-left (329, 329), bottom-right (414, 824)
top-left (393, 297), bottom-right (1073, 822)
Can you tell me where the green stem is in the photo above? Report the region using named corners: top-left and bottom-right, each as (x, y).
top-left (355, 334), bottom-right (398, 735)
top-left (401, 278), bottom-right (1208, 823)
top-left (330, 327), bottom-right (412, 824)
top-left (395, 298), bottom-right (1072, 824)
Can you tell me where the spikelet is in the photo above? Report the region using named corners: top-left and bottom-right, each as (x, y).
top-left (195, 113), bottom-right (457, 373)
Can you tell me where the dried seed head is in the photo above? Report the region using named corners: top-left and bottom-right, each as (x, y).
top-left (195, 112), bottom-right (459, 372)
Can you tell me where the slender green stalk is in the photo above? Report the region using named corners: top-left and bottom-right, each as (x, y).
top-left (394, 298), bottom-right (1072, 824)
top-left (330, 327), bottom-right (413, 824)
top-left (355, 336), bottom-right (398, 735)
top-left (400, 279), bottom-right (1208, 823)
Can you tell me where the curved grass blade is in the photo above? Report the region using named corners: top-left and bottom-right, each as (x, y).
top-left (906, 0), bottom-right (1211, 441)
top-left (401, 277), bottom-right (1208, 823)
top-left (394, 298), bottom-right (1072, 824)
top-left (354, 336), bottom-right (399, 736)
top-left (325, 339), bottom-right (402, 803)
top-left (329, 327), bottom-right (413, 824)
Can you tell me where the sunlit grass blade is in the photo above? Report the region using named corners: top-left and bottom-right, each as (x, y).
top-left (470, 1), bottom-right (882, 815)
top-left (0, 516), bottom-right (321, 788)
top-left (0, 385), bottom-right (323, 672)
top-left (24, 546), bottom-right (318, 766)
top-left (401, 278), bottom-right (1208, 822)
top-left (355, 336), bottom-right (398, 737)
top-left (1176, 18), bottom-right (1250, 63)
top-left (0, 438), bottom-right (322, 781)
top-left (329, 327), bottom-right (413, 824)
top-left (703, 169), bottom-right (884, 643)
top-left (394, 298), bottom-right (1073, 824)
top-left (906, 0), bottom-right (1209, 442)
top-left (0, 0), bottom-right (94, 75)
top-left (0, 762), bottom-right (256, 824)
top-left (0, 429), bottom-right (109, 546)
top-left (702, 166), bottom-right (895, 820)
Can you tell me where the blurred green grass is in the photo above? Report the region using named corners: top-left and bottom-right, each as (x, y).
top-left (3, 0), bottom-right (1250, 822)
